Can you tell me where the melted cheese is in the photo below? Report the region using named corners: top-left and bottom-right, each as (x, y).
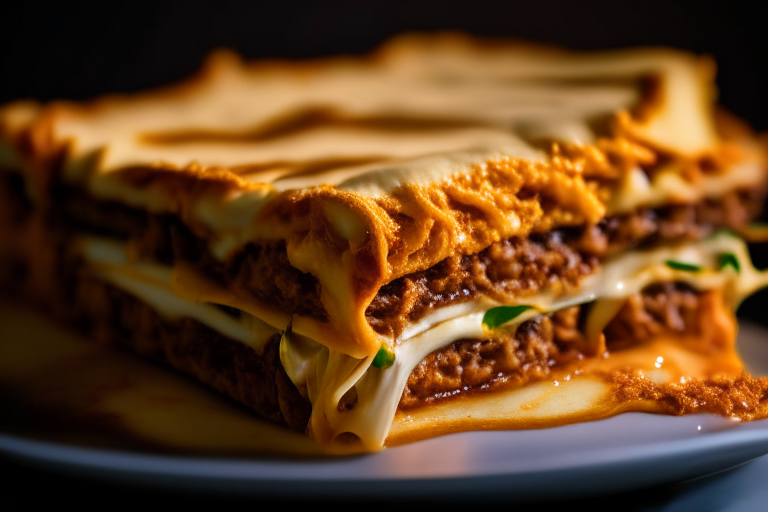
top-left (45, 40), bottom-right (710, 188)
top-left (79, 237), bottom-right (279, 352)
top-left (608, 161), bottom-right (766, 213)
top-left (77, 233), bottom-right (767, 451)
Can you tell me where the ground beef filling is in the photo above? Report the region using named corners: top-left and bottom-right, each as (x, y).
top-left (51, 184), bottom-right (763, 335)
top-left (370, 188), bottom-right (764, 336)
top-left (609, 371), bottom-right (768, 419)
top-left (399, 283), bottom-right (706, 409)
top-left (368, 235), bottom-right (597, 337)
top-left (57, 188), bottom-right (329, 320)
top-left (71, 265), bottom-right (311, 431)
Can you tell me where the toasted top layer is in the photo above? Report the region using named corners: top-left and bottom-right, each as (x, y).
top-left (1, 33), bottom-right (765, 357)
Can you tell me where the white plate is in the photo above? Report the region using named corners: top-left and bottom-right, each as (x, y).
top-left (2, 322), bottom-right (768, 500)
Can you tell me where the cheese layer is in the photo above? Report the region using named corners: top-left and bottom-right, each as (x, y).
top-left (78, 233), bottom-right (768, 451)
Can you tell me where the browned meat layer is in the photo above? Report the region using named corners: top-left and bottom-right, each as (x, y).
top-left (0, 192), bottom-right (755, 428)
top-left (603, 282), bottom-right (702, 348)
top-left (1, 173), bottom-right (764, 432)
top-left (73, 273), bottom-right (311, 431)
top-left (400, 283), bottom-right (709, 409)
top-left (58, 187), bottom-right (327, 320)
top-left (369, 235), bottom-right (597, 338)
top-left (400, 307), bottom-right (585, 408)
top-left (141, 216), bottom-right (327, 320)
top-left (370, 188), bottom-right (764, 336)
top-left (6, 175), bottom-right (765, 335)
top-left (611, 371), bottom-right (768, 419)
top-left (0, 238), bottom-right (311, 431)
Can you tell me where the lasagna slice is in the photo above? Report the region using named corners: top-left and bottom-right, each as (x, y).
top-left (2, 34), bottom-right (768, 452)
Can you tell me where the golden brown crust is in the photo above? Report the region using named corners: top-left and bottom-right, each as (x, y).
top-left (610, 371), bottom-right (768, 419)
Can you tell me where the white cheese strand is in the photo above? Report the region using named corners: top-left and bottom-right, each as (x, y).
top-left (79, 237), bottom-right (280, 352)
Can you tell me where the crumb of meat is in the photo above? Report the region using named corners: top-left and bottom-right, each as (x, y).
top-left (609, 370), bottom-right (768, 420)
top-left (603, 282), bottom-right (700, 348)
top-left (400, 283), bottom-right (715, 409)
top-left (400, 307), bottom-right (586, 409)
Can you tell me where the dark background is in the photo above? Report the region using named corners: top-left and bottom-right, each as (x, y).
top-left (2, 1), bottom-right (768, 507)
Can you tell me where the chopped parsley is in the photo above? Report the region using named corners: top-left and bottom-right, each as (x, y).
top-left (482, 305), bottom-right (534, 329)
top-left (719, 252), bottom-right (741, 273)
top-left (372, 345), bottom-right (395, 369)
top-left (665, 260), bottom-right (702, 272)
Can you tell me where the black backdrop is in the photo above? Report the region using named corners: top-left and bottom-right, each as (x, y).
top-left (2, 0), bottom-right (768, 319)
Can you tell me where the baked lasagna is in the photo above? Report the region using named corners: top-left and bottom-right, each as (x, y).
top-left (2, 34), bottom-right (768, 452)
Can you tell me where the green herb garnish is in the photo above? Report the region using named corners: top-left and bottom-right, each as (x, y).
top-left (482, 305), bottom-right (534, 329)
top-left (665, 260), bottom-right (702, 272)
top-left (719, 252), bottom-right (741, 273)
top-left (372, 345), bottom-right (395, 369)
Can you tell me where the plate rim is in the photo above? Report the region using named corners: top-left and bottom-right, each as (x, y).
top-left (2, 413), bottom-right (768, 499)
